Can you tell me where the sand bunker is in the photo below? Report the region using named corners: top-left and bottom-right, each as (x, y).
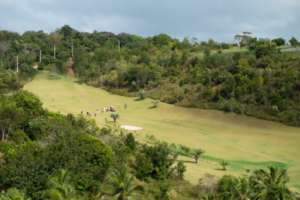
top-left (121, 125), bottom-right (143, 131)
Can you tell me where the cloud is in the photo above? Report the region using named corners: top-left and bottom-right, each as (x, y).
top-left (0, 0), bottom-right (299, 41)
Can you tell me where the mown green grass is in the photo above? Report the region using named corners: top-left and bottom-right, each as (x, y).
top-left (24, 71), bottom-right (300, 191)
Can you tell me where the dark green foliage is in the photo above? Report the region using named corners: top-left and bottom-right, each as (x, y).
top-left (0, 70), bottom-right (22, 94)
top-left (107, 166), bottom-right (143, 200)
top-left (0, 91), bottom-right (46, 141)
top-left (193, 149), bottom-right (204, 164)
top-left (0, 97), bottom-right (25, 141)
top-left (249, 167), bottom-right (294, 200)
top-left (44, 133), bottom-right (112, 192)
top-left (0, 91), bottom-right (112, 199)
top-left (289, 37), bottom-right (299, 47)
top-left (220, 160), bottom-right (229, 171)
top-left (12, 91), bottom-right (44, 118)
top-left (0, 188), bottom-right (30, 200)
top-left (135, 143), bottom-right (174, 180)
top-left (124, 133), bottom-right (136, 152)
top-left (248, 39), bottom-right (278, 58)
top-left (156, 180), bottom-right (171, 200)
top-left (9, 129), bottom-right (29, 144)
top-left (217, 176), bottom-right (250, 200)
top-left (175, 161), bottom-right (186, 180)
top-left (138, 89), bottom-right (145, 100)
top-left (43, 169), bottom-right (83, 200)
top-left (272, 38), bottom-right (285, 46)
top-left (0, 142), bottom-right (47, 197)
top-left (0, 131), bottom-right (112, 199)
top-left (110, 112), bottom-right (119, 123)
top-left (135, 150), bottom-right (154, 180)
top-left (214, 167), bottom-right (295, 200)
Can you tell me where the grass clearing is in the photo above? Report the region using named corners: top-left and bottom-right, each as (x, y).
top-left (24, 71), bottom-right (300, 190)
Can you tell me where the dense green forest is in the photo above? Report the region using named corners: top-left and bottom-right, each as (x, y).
top-left (0, 25), bottom-right (300, 126)
top-left (0, 76), bottom-right (298, 199)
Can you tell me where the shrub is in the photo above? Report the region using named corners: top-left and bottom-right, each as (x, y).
top-left (110, 112), bottom-right (120, 123)
top-left (220, 160), bottom-right (229, 171)
top-left (124, 133), bottom-right (136, 151)
top-left (0, 134), bottom-right (112, 197)
top-left (138, 89), bottom-right (145, 100)
top-left (135, 143), bottom-right (174, 180)
top-left (151, 100), bottom-right (160, 108)
top-left (175, 161), bottom-right (186, 179)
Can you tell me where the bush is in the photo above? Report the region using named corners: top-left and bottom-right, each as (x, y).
top-left (124, 133), bottom-right (136, 151)
top-left (217, 175), bottom-right (248, 199)
top-left (175, 161), bottom-right (186, 179)
top-left (10, 129), bottom-right (29, 144)
top-left (45, 134), bottom-right (112, 192)
top-left (151, 100), bottom-right (160, 108)
top-left (138, 89), bottom-right (145, 100)
top-left (219, 98), bottom-right (243, 114)
top-left (219, 160), bottom-right (229, 171)
top-left (135, 143), bottom-right (174, 180)
top-left (0, 188), bottom-right (30, 200)
top-left (0, 134), bottom-right (112, 197)
top-left (110, 112), bottom-right (119, 123)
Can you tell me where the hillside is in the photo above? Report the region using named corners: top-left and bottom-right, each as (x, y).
top-left (1, 27), bottom-right (300, 127)
top-left (24, 71), bottom-right (300, 191)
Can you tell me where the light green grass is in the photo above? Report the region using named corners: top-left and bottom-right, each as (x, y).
top-left (24, 72), bottom-right (300, 190)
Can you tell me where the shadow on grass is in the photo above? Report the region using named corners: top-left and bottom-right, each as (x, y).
top-left (203, 155), bottom-right (288, 171)
top-left (215, 168), bottom-right (227, 171)
top-left (148, 106), bottom-right (158, 109)
top-left (74, 80), bottom-right (85, 84)
top-left (134, 98), bottom-right (144, 101)
top-left (176, 157), bottom-right (197, 164)
top-left (47, 73), bottom-right (61, 80)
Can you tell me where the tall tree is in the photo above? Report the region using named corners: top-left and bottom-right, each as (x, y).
top-left (43, 169), bottom-right (82, 200)
top-left (0, 98), bottom-right (24, 141)
top-left (49, 32), bottom-right (62, 59)
top-left (109, 167), bottom-right (143, 200)
top-left (249, 167), bottom-right (294, 200)
top-left (289, 37), bottom-right (299, 47)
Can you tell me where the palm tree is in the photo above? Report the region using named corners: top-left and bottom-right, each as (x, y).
top-left (110, 112), bottom-right (119, 123)
top-left (249, 167), bottom-right (293, 200)
top-left (109, 167), bottom-right (143, 200)
top-left (220, 160), bottom-right (229, 171)
top-left (193, 149), bottom-right (204, 164)
top-left (43, 169), bottom-right (82, 200)
top-left (0, 188), bottom-right (30, 200)
top-left (49, 32), bottom-right (62, 60)
top-left (217, 176), bottom-right (251, 200)
top-left (234, 177), bottom-right (251, 200)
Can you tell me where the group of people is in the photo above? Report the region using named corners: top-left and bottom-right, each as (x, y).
top-left (80, 103), bottom-right (128, 117)
top-left (80, 105), bottom-right (117, 117)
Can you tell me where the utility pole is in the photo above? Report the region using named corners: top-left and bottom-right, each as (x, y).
top-left (71, 40), bottom-right (74, 58)
top-left (117, 40), bottom-right (121, 53)
top-left (53, 45), bottom-right (56, 59)
top-left (39, 49), bottom-right (42, 63)
top-left (16, 55), bottom-right (19, 73)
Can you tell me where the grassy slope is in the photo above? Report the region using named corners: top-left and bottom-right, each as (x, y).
top-left (24, 72), bottom-right (300, 190)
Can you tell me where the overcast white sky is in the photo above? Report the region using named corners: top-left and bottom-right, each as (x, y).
top-left (0, 0), bottom-right (299, 42)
